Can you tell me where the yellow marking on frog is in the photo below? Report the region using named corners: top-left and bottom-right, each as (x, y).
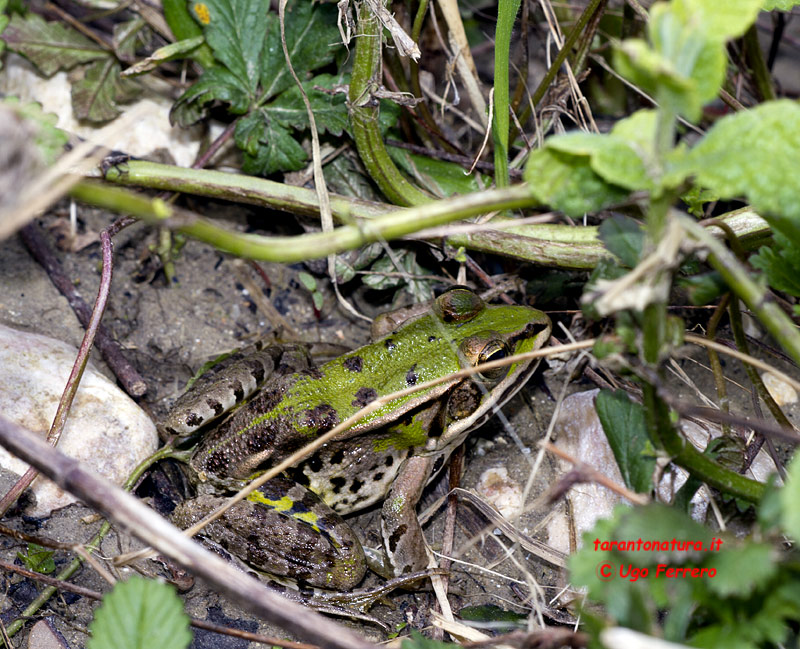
top-left (247, 491), bottom-right (321, 533)
top-left (194, 3), bottom-right (211, 24)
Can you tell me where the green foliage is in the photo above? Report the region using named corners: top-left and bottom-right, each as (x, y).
top-left (459, 604), bottom-right (526, 628)
top-left (401, 630), bottom-right (460, 649)
top-left (570, 504), bottom-right (800, 647)
top-left (595, 390), bottom-right (655, 493)
top-left (298, 271), bottom-right (323, 311)
top-left (751, 231), bottom-right (800, 304)
top-left (780, 451), bottom-right (800, 542)
top-left (388, 148), bottom-right (484, 197)
top-left (170, 0), bottom-right (345, 175)
top-left (87, 576), bottom-right (191, 649)
top-left (2, 97), bottom-right (69, 164)
top-left (686, 100), bottom-right (800, 245)
top-left (4, 11), bottom-right (140, 122)
top-left (16, 543), bottom-right (55, 574)
top-left (598, 214), bottom-right (643, 267)
top-left (3, 12), bottom-right (107, 75)
top-left (0, 0), bottom-right (8, 70)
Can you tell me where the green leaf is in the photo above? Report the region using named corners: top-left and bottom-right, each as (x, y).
top-left (87, 576), bottom-right (191, 649)
top-left (687, 101), bottom-right (800, 244)
top-left (388, 148), bottom-right (483, 197)
top-left (598, 215), bottom-right (644, 267)
top-left (72, 59), bottom-right (139, 122)
top-left (264, 74), bottom-right (348, 135)
top-left (763, 0), bottom-right (800, 7)
top-left (16, 543), bottom-right (55, 574)
top-left (258, 0), bottom-right (341, 102)
top-left (171, 66), bottom-right (250, 125)
top-left (4, 12), bottom-right (107, 75)
top-left (236, 110), bottom-right (307, 175)
top-left (524, 146), bottom-right (629, 217)
top-left (780, 449), bottom-right (800, 541)
top-left (459, 604), bottom-right (526, 627)
top-left (163, 0), bottom-right (203, 40)
top-left (0, 0), bottom-right (10, 70)
top-left (123, 36), bottom-right (206, 76)
top-left (401, 630), bottom-right (460, 649)
top-left (189, 0), bottom-right (267, 95)
top-left (2, 96), bottom-right (68, 164)
top-left (595, 390), bottom-right (655, 493)
top-left (679, 271), bottom-right (728, 306)
top-left (751, 232), bottom-right (800, 297)
top-left (672, 0), bottom-right (762, 41)
top-left (704, 543), bottom-right (777, 597)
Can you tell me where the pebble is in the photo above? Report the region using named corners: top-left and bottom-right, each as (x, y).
top-left (0, 324), bottom-right (158, 516)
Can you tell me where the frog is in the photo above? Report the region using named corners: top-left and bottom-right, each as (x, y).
top-left (167, 287), bottom-right (551, 596)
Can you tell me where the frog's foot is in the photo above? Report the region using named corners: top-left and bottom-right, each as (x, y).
top-left (263, 570), bottom-right (440, 630)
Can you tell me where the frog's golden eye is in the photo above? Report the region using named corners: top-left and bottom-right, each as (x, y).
top-left (433, 287), bottom-right (485, 323)
top-left (476, 340), bottom-right (510, 381)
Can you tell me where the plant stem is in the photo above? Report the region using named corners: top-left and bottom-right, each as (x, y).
top-left (682, 215), bottom-right (800, 368)
top-left (493, 0), bottom-right (522, 188)
top-left (348, 0), bottom-right (430, 206)
top-left (643, 383), bottom-right (766, 502)
top-left (70, 180), bottom-right (538, 262)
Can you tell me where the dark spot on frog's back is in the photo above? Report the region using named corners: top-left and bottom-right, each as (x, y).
top-left (428, 335), bottom-right (436, 343)
top-left (343, 356), bottom-right (363, 372)
top-left (385, 338), bottom-right (396, 351)
top-left (331, 476), bottom-right (346, 493)
top-left (352, 387), bottom-right (378, 408)
top-left (508, 321), bottom-right (549, 346)
top-left (330, 448), bottom-right (345, 465)
top-left (350, 478), bottom-right (364, 493)
top-left (206, 397), bottom-right (224, 417)
top-left (301, 404), bottom-right (339, 433)
top-left (406, 365), bottom-right (418, 386)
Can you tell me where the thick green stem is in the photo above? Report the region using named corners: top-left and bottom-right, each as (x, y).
top-left (742, 24), bottom-right (775, 102)
top-left (348, 0), bottom-right (430, 206)
top-left (643, 383), bottom-right (766, 503)
top-left (70, 180), bottom-right (537, 262)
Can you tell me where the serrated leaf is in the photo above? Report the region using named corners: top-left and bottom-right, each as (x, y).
top-left (123, 36), bottom-right (205, 76)
top-left (264, 74), bottom-right (348, 135)
top-left (687, 100), bottom-right (800, 245)
top-left (704, 543), bottom-right (776, 597)
top-left (524, 146), bottom-right (629, 217)
top-left (236, 110), bottom-right (306, 175)
top-left (595, 389), bottom-right (655, 493)
top-left (171, 66), bottom-right (250, 125)
top-left (72, 58), bottom-right (138, 122)
top-left (87, 576), bottom-right (191, 649)
top-left (4, 12), bottom-right (107, 76)
top-left (259, 0), bottom-right (341, 101)
top-left (189, 0), bottom-right (266, 95)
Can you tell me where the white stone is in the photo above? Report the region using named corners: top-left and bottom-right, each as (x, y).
top-left (762, 372), bottom-right (797, 406)
top-left (0, 323), bottom-right (158, 516)
top-left (475, 466), bottom-right (523, 520)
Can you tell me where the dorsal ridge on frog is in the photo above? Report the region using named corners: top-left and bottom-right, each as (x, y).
top-left (170, 287), bottom-right (551, 593)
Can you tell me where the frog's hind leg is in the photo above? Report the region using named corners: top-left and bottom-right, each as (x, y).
top-left (171, 475), bottom-right (366, 591)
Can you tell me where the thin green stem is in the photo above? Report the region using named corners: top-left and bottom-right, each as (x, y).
top-left (706, 294), bottom-right (732, 435)
top-left (742, 23), bottom-right (775, 102)
top-left (493, 0), bottom-right (522, 188)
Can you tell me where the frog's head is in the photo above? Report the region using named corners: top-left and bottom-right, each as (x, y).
top-left (429, 287), bottom-right (552, 447)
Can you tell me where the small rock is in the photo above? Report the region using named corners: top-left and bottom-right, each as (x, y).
top-left (762, 372), bottom-right (797, 406)
top-left (0, 324), bottom-right (158, 516)
top-left (475, 467), bottom-right (523, 520)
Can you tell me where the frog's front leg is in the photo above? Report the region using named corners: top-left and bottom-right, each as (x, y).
top-left (172, 475), bottom-right (367, 590)
top-left (381, 454), bottom-right (436, 576)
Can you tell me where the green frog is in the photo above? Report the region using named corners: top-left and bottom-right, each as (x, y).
top-left (168, 287), bottom-right (551, 595)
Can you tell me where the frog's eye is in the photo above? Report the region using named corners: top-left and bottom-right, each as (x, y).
top-left (460, 332), bottom-right (510, 382)
top-left (433, 287), bottom-right (485, 323)
top-left (476, 340), bottom-right (510, 381)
